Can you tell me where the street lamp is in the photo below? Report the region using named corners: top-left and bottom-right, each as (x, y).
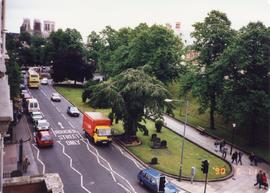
top-left (230, 123), bottom-right (236, 155)
top-left (165, 96), bottom-right (188, 181)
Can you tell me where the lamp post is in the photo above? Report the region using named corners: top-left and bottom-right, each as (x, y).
top-left (230, 123), bottom-right (236, 155)
top-left (165, 96), bottom-right (188, 181)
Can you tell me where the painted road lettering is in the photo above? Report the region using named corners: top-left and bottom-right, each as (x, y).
top-left (54, 129), bottom-right (81, 146)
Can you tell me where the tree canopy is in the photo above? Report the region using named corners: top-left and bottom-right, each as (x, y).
top-left (48, 29), bottom-right (95, 83)
top-left (86, 68), bottom-right (172, 137)
top-left (86, 24), bottom-right (184, 83)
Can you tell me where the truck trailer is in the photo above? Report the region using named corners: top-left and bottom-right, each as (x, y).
top-left (82, 112), bottom-right (112, 144)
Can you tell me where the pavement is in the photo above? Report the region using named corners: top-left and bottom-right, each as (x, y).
top-left (3, 114), bottom-right (39, 177)
top-left (163, 115), bottom-right (270, 193)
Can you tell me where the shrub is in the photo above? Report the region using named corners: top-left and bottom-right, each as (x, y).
top-left (155, 120), bottom-right (164, 133)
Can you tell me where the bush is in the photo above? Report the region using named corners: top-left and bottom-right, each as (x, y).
top-left (155, 120), bottom-right (164, 133)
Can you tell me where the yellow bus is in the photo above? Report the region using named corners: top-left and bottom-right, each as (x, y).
top-left (28, 69), bottom-right (40, 88)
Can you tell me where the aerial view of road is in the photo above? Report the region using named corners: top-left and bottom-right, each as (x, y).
top-left (29, 85), bottom-right (151, 193)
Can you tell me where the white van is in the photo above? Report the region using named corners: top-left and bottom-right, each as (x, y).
top-left (27, 98), bottom-right (40, 113)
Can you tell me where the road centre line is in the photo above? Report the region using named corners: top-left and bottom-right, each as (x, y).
top-left (40, 89), bottom-right (48, 97)
top-left (61, 114), bottom-right (67, 120)
top-left (57, 141), bottom-right (92, 193)
top-left (56, 106), bottom-right (60, 112)
top-left (68, 121), bottom-right (75, 129)
top-left (32, 144), bottom-right (46, 174)
top-left (81, 139), bottom-right (137, 193)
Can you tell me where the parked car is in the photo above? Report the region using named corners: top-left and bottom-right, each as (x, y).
top-left (35, 130), bottom-right (53, 147)
top-left (51, 93), bottom-right (61, 102)
top-left (137, 168), bottom-right (184, 193)
top-left (30, 111), bottom-right (44, 123)
top-left (34, 119), bottom-right (50, 131)
top-left (41, 78), bottom-right (48, 85)
top-left (67, 106), bottom-right (80, 117)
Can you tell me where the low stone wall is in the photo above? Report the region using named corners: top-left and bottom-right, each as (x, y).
top-left (3, 173), bottom-right (64, 193)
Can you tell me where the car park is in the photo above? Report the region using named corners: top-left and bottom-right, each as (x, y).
top-left (51, 93), bottom-right (61, 102)
top-left (30, 111), bottom-right (44, 123)
top-left (35, 130), bottom-right (53, 147)
top-left (34, 119), bottom-right (50, 131)
top-left (67, 106), bottom-right (80, 117)
top-left (137, 168), bottom-right (184, 193)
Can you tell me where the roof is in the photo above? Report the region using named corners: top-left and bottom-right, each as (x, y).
top-left (85, 112), bottom-right (109, 120)
top-left (39, 130), bottom-right (50, 136)
top-left (143, 168), bottom-right (161, 178)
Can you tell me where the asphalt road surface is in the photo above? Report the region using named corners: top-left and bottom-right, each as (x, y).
top-left (28, 84), bottom-right (151, 193)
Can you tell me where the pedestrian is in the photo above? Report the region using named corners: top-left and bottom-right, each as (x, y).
top-left (231, 151), bottom-right (238, 164)
top-left (219, 139), bottom-right (224, 152)
top-left (214, 140), bottom-right (219, 152)
top-left (249, 152), bottom-right (255, 165)
top-left (222, 146), bottom-right (228, 159)
top-left (22, 156), bottom-right (30, 173)
top-left (253, 155), bottom-right (259, 166)
top-left (238, 151), bottom-right (243, 165)
top-left (254, 170), bottom-right (263, 189)
top-left (262, 172), bottom-right (269, 190)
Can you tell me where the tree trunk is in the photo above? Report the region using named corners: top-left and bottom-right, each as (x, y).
top-left (248, 120), bottom-right (256, 146)
top-left (74, 80), bottom-right (77, 85)
top-left (210, 94), bottom-right (216, 130)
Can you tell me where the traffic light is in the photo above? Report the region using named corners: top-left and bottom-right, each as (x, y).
top-left (201, 160), bottom-right (209, 174)
top-left (159, 176), bottom-right (166, 191)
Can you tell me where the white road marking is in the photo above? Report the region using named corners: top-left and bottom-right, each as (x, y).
top-left (61, 114), bottom-right (67, 120)
top-left (32, 144), bottom-right (46, 174)
top-left (51, 102), bottom-right (56, 107)
top-left (40, 89), bottom-right (48, 97)
top-left (56, 107), bottom-right (60, 112)
top-left (81, 139), bottom-right (137, 193)
top-left (57, 141), bottom-right (92, 193)
top-left (58, 122), bottom-right (64, 129)
top-left (68, 121), bottom-right (75, 129)
top-left (112, 143), bottom-right (144, 170)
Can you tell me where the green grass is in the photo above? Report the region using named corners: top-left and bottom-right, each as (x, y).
top-left (55, 86), bottom-right (231, 180)
top-left (167, 80), bottom-right (270, 162)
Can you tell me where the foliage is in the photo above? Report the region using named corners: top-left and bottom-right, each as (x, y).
top-left (6, 56), bottom-right (22, 99)
top-left (86, 24), bottom-right (184, 83)
top-left (87, 68), bottom-right (173, 136)
top-left (187, 10), bottom-right (235, 129)
top-left (48, 29), bottom-right (96, 83)
top-left (216, 22), bottom-right (270, 146)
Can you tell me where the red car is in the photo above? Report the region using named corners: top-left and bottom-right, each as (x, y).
top-left (36, 131), bottom-right (54, 147)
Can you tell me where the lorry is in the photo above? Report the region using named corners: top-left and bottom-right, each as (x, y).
top-left (82, 112), bottom-right (112, 144)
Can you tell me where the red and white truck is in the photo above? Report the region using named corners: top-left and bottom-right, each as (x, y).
top-left (82, 112), bottom-right (112, 144)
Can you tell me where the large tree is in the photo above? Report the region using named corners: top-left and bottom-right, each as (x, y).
top-left (48, 29), bottom-right (95, 83)
top-left (87, 68), bottom-right (172, 137)
top-left (190, 10), bottom-right (235, 130)
top-left (216, 22), bottom-right (270, 146)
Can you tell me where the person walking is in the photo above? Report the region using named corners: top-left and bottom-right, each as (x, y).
top-left (214, 140), bottom-right (219, 152)
top-left (222, 146), bottom-right (228, 159)
top-left (254, 170), bottom-right (263, 189)
top-left (231, 151), bottom-right (238, 164)
top-left (262, 172), bottom-right (269, 190)
top-left (238, 151), bottom-right (243, 165)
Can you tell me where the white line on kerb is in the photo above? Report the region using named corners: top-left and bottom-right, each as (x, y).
top-left (56, 107), bottom-right (60, 112)
top-left (57, 141), bottom-right (92, 193)
top-left (32, 144), bottom-right (45, 174)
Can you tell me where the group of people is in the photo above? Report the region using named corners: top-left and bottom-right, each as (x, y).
top-left (214, 139), bottom-right (229, 159)
top-left (231, 151), bottom-right (243, 165)
top-left (254, 170), bottom-right (268, 190)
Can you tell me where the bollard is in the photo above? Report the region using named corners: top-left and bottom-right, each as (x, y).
top-left (191, 167), bottom-right (196, 184)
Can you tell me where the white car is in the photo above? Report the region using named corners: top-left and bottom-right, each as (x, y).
top-left (41, 78), bottom-right (48, 85)
top-left (31, 111), bottom-right (44, 123)
top-left (51, 93), bottom-right (61, 102)
top-left (34, 119), bottom-right (50, 131)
